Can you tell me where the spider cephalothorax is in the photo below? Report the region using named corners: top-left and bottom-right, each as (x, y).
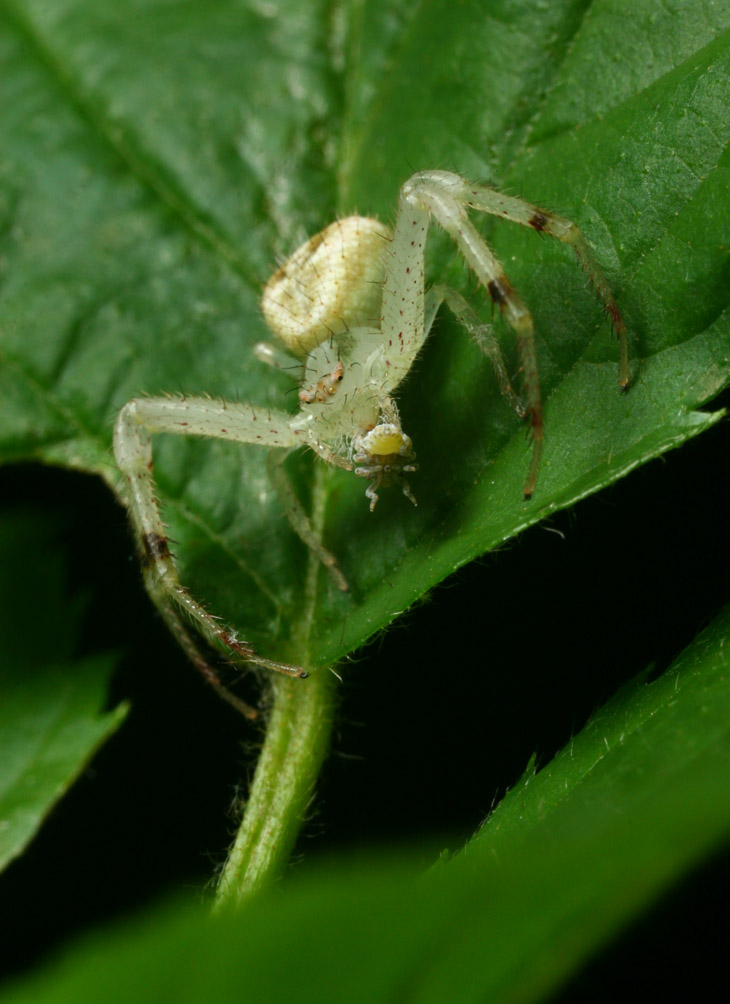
top-left (115, 170), bottom-right (628, 711)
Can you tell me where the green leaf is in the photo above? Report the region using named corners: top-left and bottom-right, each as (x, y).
top-left (1, 0), bottom-right (727, 670)
top-left (4, 604), bottom-right (730, 1002)
top-left (0, 512), bottom-right (126, 873)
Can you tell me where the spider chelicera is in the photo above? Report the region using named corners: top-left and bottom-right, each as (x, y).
top-left (114, 170), bottom-right (628, 715)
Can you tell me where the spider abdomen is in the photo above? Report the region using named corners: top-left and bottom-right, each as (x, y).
top-left (262, 216), bottom-right (391, 359)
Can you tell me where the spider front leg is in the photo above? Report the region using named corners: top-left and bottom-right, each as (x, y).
top-left (390, 171), bottom-right (628, 496)
top-left (382, 174), bottom-right (544, 496)
top-left (459, 181), bottom-right (630, 389)
top-left (114, 395), bottom-right (309, 700)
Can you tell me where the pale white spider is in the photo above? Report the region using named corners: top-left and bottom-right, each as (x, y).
top-left (114, 170), bottom-right (628, 715)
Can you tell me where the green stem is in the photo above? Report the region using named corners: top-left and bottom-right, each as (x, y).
top-left (213, 668), bottom-right (336, 909)
top-left (213, 465), bottom-right (338, 910)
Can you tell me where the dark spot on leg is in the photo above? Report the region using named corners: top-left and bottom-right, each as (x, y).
top-left (220, 630), bottom-right (255, 658)
top-left (487, 277), bottom-right (511, 306)
top-left (142, 532), bottom-right (171, 563)
top-left (529, 212), bottom-right (549, 232)
top-left (606, 300), bottom-right (626, 334)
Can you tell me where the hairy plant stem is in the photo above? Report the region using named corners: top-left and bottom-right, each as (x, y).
top-left (213, 466), bottom-right (338, 910)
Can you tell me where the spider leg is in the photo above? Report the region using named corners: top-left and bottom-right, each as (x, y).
top-left (458, 181), bottom-right (629, 388)
top-left (266, 451), bottom-right (348, 591)
top-left (390, 173), bottom-right (543, 496)
top-left (428, 285), bottom-right (525, 419)
top-left (114, 395), bottom-right (310, 704)
top-left (253, 340), bottom-right (301, 373)
top-left (157, 597), bottom-right (259, 719)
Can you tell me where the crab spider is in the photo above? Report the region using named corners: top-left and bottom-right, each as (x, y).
top-left (114, 170), bottom-right (628, 713)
